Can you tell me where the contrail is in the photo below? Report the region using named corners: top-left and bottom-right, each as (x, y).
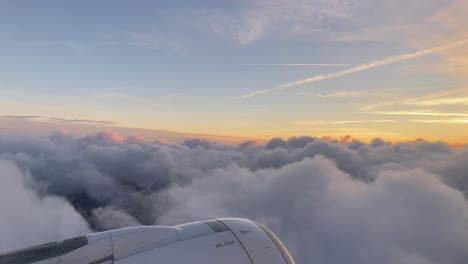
top-left (240, 63), bottom-right (350, 67)
top-left (240, 39), bottom-right (468, 99)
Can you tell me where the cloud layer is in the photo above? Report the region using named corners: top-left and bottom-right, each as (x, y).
top-left (1, 132), bottom-right (468, 264)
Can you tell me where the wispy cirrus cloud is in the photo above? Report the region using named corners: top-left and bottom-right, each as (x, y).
top-left (189, 0), bottom-right (356, 45)
top-left (19, 31), bottom-right (185, 54)
top-left (0, 115), bottom-right (118, 126)
top-left (20, 40), bottom-right (122, 54)
top-left (410, 119), bottom-right (468, 123)
top-left (280, 89), bottom-right (400, 98)
top-left (127, 32), bottom-right (186, 52)
top-left (240, 39), bottom-right (468, 98)
top-left (240, 63), bottom-right (350, 67)
top-left (408, 97), bottom-right (468, 107)
top-left (295, 120), bottom-right (396, 126)
top-left (367, 110), bottom-right (468, 117)
top-left (360, 88), bottom-right (468, 111)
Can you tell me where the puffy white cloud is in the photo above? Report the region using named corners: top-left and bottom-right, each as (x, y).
top-left (156, 156), bottom-right (468, 264)
top-left (0, 159), bottom-right (91, 252)
top-left (91, 207), bottom-right (141, 231)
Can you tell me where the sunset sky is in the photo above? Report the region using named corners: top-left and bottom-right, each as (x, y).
top-left (1, 0), bottom-right (467, 143)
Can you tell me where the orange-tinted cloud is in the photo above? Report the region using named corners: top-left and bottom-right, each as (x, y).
top-left (339, 135), bottom-right (353, 144)
top-left (126, 135), bottom-right (146, 143)
top-left (104, 131), bottom-right (124, 143)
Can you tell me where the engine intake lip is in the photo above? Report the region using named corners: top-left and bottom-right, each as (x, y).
top-left (255, 222), bottom-right (295, 264)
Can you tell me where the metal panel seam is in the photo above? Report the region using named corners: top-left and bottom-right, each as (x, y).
top-left (214, 220), bottom-right (254, 264)
top-left (107, 231), bottom-right (115, 262)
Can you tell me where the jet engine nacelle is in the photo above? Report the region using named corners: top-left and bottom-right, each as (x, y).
top-left (0, 218), bottom-right (295, 264)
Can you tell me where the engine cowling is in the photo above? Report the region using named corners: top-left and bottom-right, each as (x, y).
top-left (0, 218), bottom-right (295, 264)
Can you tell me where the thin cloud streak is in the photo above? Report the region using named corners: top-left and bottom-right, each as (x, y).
top-left (409, 97), bottom-right (468, 106)
top-left (410, 119), bottom-right (468, 123)
top-left (368, 111), bottom-right (468, 117)
top-left (279, 89), bottom-right (400, 98)
top-left (296, 120), bottom-right (396, 125)
top-left (240, 63), bottom-right (350, 67)
top-left (0, 115), bottom-right (118, 126)
top-left (360, 88), bottom-right (468, 111)
top-left (240, 39), bottom-right (468, 98)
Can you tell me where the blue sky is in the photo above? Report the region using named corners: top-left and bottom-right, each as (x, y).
top-left (0, 0), bottom-right (467, 143)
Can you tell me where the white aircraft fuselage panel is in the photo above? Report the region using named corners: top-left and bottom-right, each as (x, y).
top-left (0, 218), bottom-right (295, 264)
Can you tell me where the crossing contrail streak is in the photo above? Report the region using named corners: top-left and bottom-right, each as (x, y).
top-left (240, 39), bottom-right (468, 99)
